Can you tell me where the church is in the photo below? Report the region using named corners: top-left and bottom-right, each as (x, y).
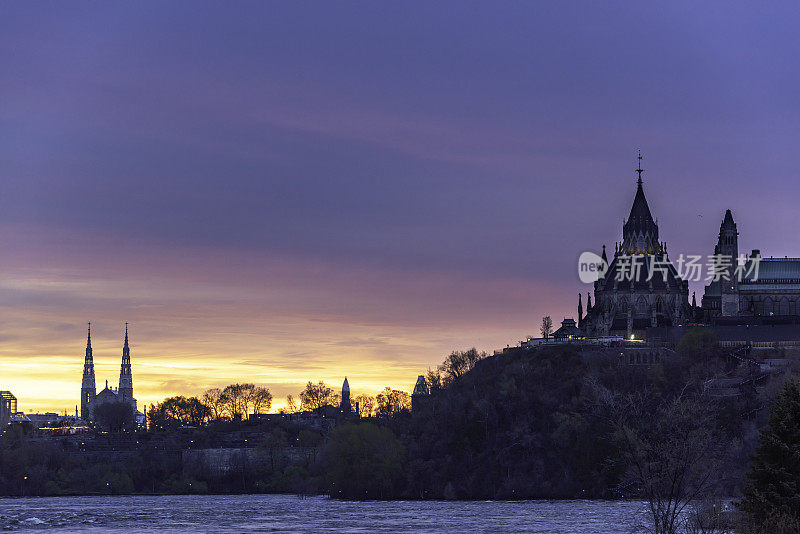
top-left (80, 323), bottom-right (143, 426)
top-left (579, 156), bottom-right (692, 339)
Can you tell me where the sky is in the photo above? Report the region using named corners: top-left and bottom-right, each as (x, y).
top-left (4, 2), bottom-right (800, 413)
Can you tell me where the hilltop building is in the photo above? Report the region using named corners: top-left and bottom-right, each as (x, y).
top-left (552, 318), bottom-right (584, 341)
top-left (580, 155), bottom-right (692, 338)
top-left (1, 391), bottom-right (17, 428)
top-left (411, 375), bottom-right (430, 412)
top-left (80, 323), bottom-right (143, 426)
top-left (702, 210), bottom-right (800, 320)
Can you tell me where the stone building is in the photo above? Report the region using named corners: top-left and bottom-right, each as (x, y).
top-left (580, 158), bottom-right (692, 338)
top-left (0, 391), bottom-right (17, 428)
top-left (80, 323), bottom-right (140, 422)
top-left (702, 209), bottom-right (800, 320)
top-left (411, 375), bottom-right (430, 412)
top-left (340, 377), bottom-right (351, 415)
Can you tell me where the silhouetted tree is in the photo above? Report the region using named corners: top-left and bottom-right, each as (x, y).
top-left (299, 381), bottom-right (336, 412)
top-left (284, 394), bottom-right (298, 413)
top-left (202, 388), bottom-right (225, 420)
top-left (147, 396), bottom-right (210, 429)
top-left (246, 385), bottom-right (273, 415)
top-left (740, 379), bottom-right (800, 528)
top-left (221, 383), bottom-right (253, 419)
top-left (541, 316), bottom-right (553, 339)
top-left (94, 402), bottom-right (135, 433)
top-left (440, 348), bottom-right (485, 383)
top-left (354, 394), bottom-right (375, 417)
top-left (611, 390), bottom-right (725, 534)
top-left (375, 387), bottom-right (410, 417)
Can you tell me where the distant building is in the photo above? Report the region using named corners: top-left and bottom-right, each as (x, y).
top-left (80, 324), bottom-right (95, 420)
top-left (1, 391), bottom-right (17, 428)
top-left (25, 412), bottom-right (63, 429)
top-left (411, 375), bottom-right (430, 412)
top-left (340, 377), bottom-right (351, 415)
top-left (702, 210), bottom-right (800, 320)
top-left (80, 323), bottom-right (144, 427)
top-left (551, 318), bottom-right (584, 342)
top-left (580, 157), bottom-right (692, 339)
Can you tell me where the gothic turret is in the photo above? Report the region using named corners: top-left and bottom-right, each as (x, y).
top-left (118, 323), bottom-right (134, 404)
top-left (717, 209), bottom-right (739, 316)
top-left (411, 375), bottom-right (430, 412)
top-left (80, 323), bottom-right (96, 420)
top-left (620, 153), bottom-right (662, 255)
top-left (577, 293), bottom-right (583, 326)
top-left (340, 377), bottom-right (351, 415)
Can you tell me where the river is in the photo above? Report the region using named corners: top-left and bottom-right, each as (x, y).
top-left (0, 495), bottom-right (652, 532)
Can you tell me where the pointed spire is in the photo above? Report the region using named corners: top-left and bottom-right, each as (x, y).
top-left (587, 292), bottom-right (592, 310)
top-left (601, 244), bottom-right (608, 263)
top-left (627, 168), bottom-right (654, 225)
top-left (692, 291), bottom-right (697, 307)
top-left (119, 323), bottom-right (133, 402)
top-left (723, 209), bottom-right (734, 226)
top-left (87, 322), bottom-right (92, 349)
top-left (636, 149), bottom-right (643, 185)
top-left (621, 151), bottom-right (659, 254)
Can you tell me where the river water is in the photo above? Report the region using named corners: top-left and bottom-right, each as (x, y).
top-left (0, 494), bottom-right (652, 532)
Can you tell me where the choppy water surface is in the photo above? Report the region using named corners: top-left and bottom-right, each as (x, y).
top-left (0, 495), bottom-right (651, 532)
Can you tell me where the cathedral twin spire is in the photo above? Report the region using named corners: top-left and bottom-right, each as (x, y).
top-left (80, 323), bottom-right (134, 419)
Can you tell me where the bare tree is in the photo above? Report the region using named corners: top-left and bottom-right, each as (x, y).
top-left (375, 387), bottom-right (411, 417)
top-left (541, 316), bottom-right (553, 339)
top-left (605, 386), bottom-right (726, 534)
top-left (440, 348), bottom-right (486, 383)
top-left (202, 388), bottom-right (225, 420)
top-left (284, 394), bottom-right (299, 413)
top-left (249, 386), bottom-right (273, 415)
top-left (425, 368), bottom-right (444, 393)
top-left (354, 394), bottom-right (375, 417)
top-left (299, 381), bottom-right (336, 412)
top-left (221, 383), bottom-right (248, 419)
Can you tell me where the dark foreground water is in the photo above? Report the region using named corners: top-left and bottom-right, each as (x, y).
top-left (0, 495), bottom-right (652, 533)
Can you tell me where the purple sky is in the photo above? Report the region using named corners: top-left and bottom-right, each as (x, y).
top-left (3, 2), bottom-right (800, 411)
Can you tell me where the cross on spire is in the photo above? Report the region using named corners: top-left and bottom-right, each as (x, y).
top-left (636, 150), bottom-right (644, 185)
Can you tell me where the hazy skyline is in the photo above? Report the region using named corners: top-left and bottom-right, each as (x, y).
top-left (4, 2), bottom-right (800, 412)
